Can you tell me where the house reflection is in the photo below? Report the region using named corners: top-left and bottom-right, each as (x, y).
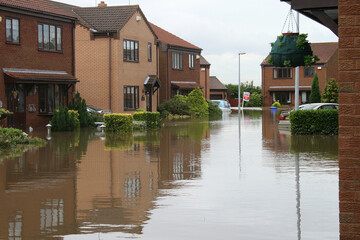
top-left (75, 120), bottom-right (209, 235)
top-left (0, 135), bottom-right (79, 239)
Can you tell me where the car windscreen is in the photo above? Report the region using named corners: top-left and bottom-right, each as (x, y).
top-left (299, 105), bottom-right (316, 110)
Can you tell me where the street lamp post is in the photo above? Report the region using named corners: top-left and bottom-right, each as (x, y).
top-left (238, 52), bottom-right (246, 113)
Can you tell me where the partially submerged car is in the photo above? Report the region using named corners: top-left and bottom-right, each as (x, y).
top-left (211, 100), bottom-right (232, 114)
top-left (86, 105), bottom-right (111, 114)
top-left (279, 103), bottom-right (339, 120)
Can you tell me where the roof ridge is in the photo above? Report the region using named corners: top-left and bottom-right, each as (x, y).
top-left (78, 4), bottom-right (139, 9)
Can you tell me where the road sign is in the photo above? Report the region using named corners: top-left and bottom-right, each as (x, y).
top-left (243, 92), bottom-right (250, 102)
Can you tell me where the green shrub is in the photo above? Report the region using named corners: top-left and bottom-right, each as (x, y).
top-left (245, 92), bottom-right (262, 107)
top-left (88, 111), bottom-right (104, 126)
top-left (68, 92), bottom-right (90, 127)
top-left (104, 113), bottom-right (133, 132)
top-left (322, 78), bottom-right (338, 103)
top-left (206, 100), bottom-right (222, 118)
top-left (157, 95), bottom-right (190, 116)
top-left (0, 108), bottom-right (12, 120)
top-left (0, 127), bottom-right (46, 151)
top-left (272, 101), bottom-right (281, 108)
top-left (309, 73), bottom-right (321, 103)
top-left (188, 88), bottom-right (209, 117)
top-left (290, 109), bottom-right (338, 135)
top-left (51, 106), bottom-right (80, 131)
top-left (133, 112), bottom-right (161, 129)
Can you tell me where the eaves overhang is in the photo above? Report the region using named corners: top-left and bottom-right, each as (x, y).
top-left (281, 0), bottom-right (338, 36)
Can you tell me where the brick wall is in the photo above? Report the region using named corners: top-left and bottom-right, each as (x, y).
top-left (158, 47), bottom-right (201, 103)
top-left (75, 10), bottom-right (157, 113)
top-left (0, 10), bottom-right (74, 129)
top-left (261, 65), bottom-right (333, 106)
top-left (200, 66), bottom-right (210, 99)
top-left (338, 0), bottom-right (360, 239)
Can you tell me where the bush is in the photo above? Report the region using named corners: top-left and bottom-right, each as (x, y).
top-left (272, 101), bottom-right (281, 108)
top-left (322, 78), bottom-right (338, 103)
top-left (157, 95), bottom-right (190, 116)
top-left (68, 92), bottom-right (90, 127)
top-left (206, 100), bottom-right (222, 118)
top-left (0, 127), bottom-right (46, 151)
top-left (133, 112), bottom-right (161, 129)
top-left (290, 109), bottom-right (338, 135)
top-left (104, 113), bottom-right (133, 132)
top-left (51, 105), bottom-right (80, 131)
top-left (88, 111), bottom-right (104, 126)
top-left (187, 88), bottom-right (209, 117)
top-left (245, 92), bottom-right (262, 107)
top-left (309, 73), bottom-right (321, 103)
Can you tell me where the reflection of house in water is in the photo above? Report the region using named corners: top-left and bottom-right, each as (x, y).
top-left (75, 135), bottom-right (160, 235)
top-left (75, 122), bottom-right (209, 235)
top-left (159, 121), bottom-right (209, 182)
top-left (0, 144), bottom-right (77, 239)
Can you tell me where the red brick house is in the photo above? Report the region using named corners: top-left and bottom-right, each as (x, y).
top-left (261, 42), bottom-right (338, 107)
top-left (209, 76), bottom-right (228, 100)
top-left (0, 0), bottom-right (77, 130)
top-left (149, 23), bottom-right (202, 103)
top-left (200, 55), bottom-right (211, 100)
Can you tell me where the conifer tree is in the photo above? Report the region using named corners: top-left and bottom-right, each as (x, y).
top-left (322, 78), bottom-right (338, 103)
top-left (309, 73), bottom-right (321, 103)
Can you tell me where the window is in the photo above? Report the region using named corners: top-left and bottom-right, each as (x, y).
top-left (6, 18), bottom-right (19, 44)
top-left (172, 52), bottom-right (182, 70)
top-left (304, 66), bottom-right (314, 77)
top-left (273, 68), bottom-right (292, 79)
top-left (123, 40), bottom-right (139, 62)
top-left (38, 23), bottom-right (62, 52)
top-left (189, 54), bottom-right (194, 68)
top-left (147, 42), bottom-right (152, 61)
top-left (124, 86), bottom-right (139, 110)
top-left (273, 91), bottom-right (292, 105)
top-left (39, 85), bottom-right (64, 114)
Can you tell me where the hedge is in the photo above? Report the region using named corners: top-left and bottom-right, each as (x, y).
top-left (103, 113), bottom-right (133, 132)
top-left (290, 109), bottom-right (338, 135)
top-left (133, 112), bottom-right (161, 129)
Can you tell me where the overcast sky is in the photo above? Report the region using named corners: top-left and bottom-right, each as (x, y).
top-left (56, 0), bottom-right (338, 86)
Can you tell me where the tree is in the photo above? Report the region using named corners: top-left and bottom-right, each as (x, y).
top-left (322, 78), bottom-right (338, 103)
top-left (245, 92), bottom-right (262, 107)
top-left (187, 88), bottom-right (209, 117)
top-left (69, 92), bottom-right (89, 127)
top-left (309, 73), bottom-right (321, 103)
top-left (225, 81), bottom-right (261, 99)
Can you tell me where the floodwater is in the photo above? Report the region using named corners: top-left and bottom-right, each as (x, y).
top-left (0, 109), bottom-right (339, 239)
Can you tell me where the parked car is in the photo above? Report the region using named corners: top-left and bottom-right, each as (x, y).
top-left (211, 100), bottom-right (232, 114)
top-left (279, 103), bottom-right (339, 121)
top-left (87, 105), bottom-right (111, 114)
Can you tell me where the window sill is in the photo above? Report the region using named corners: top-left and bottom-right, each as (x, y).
top-left (124, 108), bottom-right (137, 111)
top-left (172, 68), bottom-right (183, 71)
top-left (38, 113), bottom-right (54, 116)
top-left (124, 60), bottom-right (139, 63)
top-left (38, 49), bottom-right (63, 54)
top-left (6, 41), bottom-right (21, 46)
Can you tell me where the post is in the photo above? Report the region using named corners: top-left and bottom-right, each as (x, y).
top-left (238, 52), bottom-right (246, 112)
top-left (295, 11), bottom-right (300, 110)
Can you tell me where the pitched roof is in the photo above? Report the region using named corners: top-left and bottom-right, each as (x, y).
top-left (210, 76), bottom-right (227, 90)
top-left (149, 23), bottom-right (202, 51)
top-left (261, 42), bottom-right (338, 65)
top-left (200, 55), bottom-right (211, 66)
top-left (0, 0), bottom-right (76, 19)
top-left (72, 5), bottom-right (139, 32)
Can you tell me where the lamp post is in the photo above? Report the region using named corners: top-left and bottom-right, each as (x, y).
top-left (238, 52), bottom-right (246, 113)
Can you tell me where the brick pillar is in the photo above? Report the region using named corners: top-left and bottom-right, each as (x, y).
top-left (338, 0), bottom-right (360, 239)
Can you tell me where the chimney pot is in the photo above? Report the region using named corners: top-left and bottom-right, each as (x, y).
top-left (98, 1), bottom-right (107, 7)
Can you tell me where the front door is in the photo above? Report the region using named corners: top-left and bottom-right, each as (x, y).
top-left (146, 89), bottom-right (152, 112)
top-left (7, 84), bottom-right (26, 130)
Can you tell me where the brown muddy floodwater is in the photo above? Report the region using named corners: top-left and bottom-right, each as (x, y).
top-left (0, 109), bottom-right (339, 239)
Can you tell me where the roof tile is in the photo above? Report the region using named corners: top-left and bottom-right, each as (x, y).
top-left (210, 76), bottom-right (227, 90)
top-left (150, 23), bottom-right (201, 50)
top-left (0, 0), bottom-right (76, 19)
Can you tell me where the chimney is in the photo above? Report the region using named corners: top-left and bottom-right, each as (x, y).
top-left (98, 1), bottom-right (107, 7)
